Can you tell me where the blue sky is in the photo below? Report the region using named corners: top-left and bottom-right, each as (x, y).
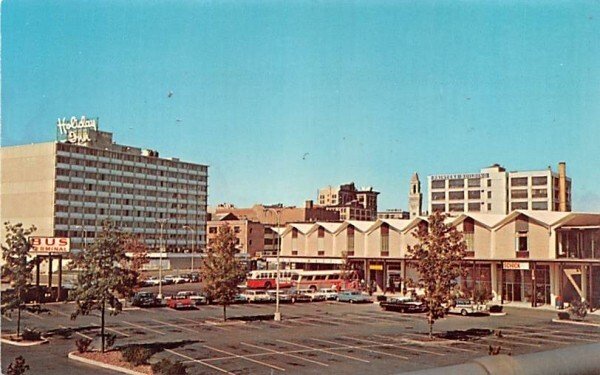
top-left (2, 1), bottom-right (599, 211)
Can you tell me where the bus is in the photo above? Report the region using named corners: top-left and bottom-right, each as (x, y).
top-left (290, 270), bottom-right (359, 291)
top-left (246, 270), bottom-right (297, 289)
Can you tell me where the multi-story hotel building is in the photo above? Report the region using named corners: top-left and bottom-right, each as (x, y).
top-left (317, 182), bottom-right (379, 220)
top-left (1, 120), bottom-right (208, 253)
top-left (428, 163), bottom-right (571, 215)
top-left (270, 210), bottom-right (600, 310)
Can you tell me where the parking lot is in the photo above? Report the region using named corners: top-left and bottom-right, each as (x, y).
top-left (3, 294), bottom-right (600, 375)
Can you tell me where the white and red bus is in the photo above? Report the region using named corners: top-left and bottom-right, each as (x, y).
top-left (246, 270), bottom-right (297, 289)
top-left (290, 270), bottom-right (359, 291)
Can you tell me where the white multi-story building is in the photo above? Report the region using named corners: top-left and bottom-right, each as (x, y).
top-left (1, 119), bottom-right (208, 252)
top-left (428, 163), bottom-right (571, 215)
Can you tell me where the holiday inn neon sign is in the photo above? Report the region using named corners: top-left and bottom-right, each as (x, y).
top-left (57, 116), bottom-right (98, 144)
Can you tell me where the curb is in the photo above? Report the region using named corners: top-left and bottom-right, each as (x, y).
top-left (551, 318), bottom-right (600, 327)
top-left (205, 320), bottom-right (247, 326)
top-left (0, 337), bottom-right (49, 347)
top-left (68, 351), bottom-right (147, 375)
top-left (489, 312), bottom-right (507, 317)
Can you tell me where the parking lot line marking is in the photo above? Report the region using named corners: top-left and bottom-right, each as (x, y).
top-left (121, 320), bottom-right (166, 335)
top-left (498, 329), bottom-right (572, 345)
top-left (277, 339), bottom-right (370, 363)
top-left (165, 349), bottom-right (236, 374)
top-left (24, 311), bottom-right (44, 320)
top-left (60, 325), bottom-right (93, 340)
top-left (396, 332), bottom-right (478, 353)
top-left (522, 330), bottom-right (600, 343)
top-left (311, 337), bottom-right (410, 360)
top-left (105, 326), bottom-right (130, 337)
top-left (203, 344), bottom-right (286, 372)
top-left (45, 306), bottom-right (71, 318)
top-left (151, 318), bottom-right (205, 334)
top-left (512, 325), bottom-right (600, 339)
top-left (371, 335), bottom-right (446, 356)
top-left (344, 335), bottom-right (447, 356)
top-left (175, 317), bottom-right (229, 331)
top-left (241, 342), bottom-right (329, 367)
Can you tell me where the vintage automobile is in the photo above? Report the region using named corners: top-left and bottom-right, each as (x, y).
top-left (131, 291), bottom-right (159, 307)
top-left (242, 290), bottom-right (272, 303)
top-left (336, 290), bottom-right (373, 304)
top-left (266, 290), bottom-right (293, 303)
top-left (380, 297), bottom-right (427, 313)
top-left (141, 276), bottom-right (161, 287)
top-left (288, 290), bottom-right (312, 303)
top-left (447, 298), bottom-right (489, 316)
top-left (166, 294), bottom-right (194, 309)
top-left (176, 291), bottom-right (207, 305)
top-left (319, 288), bottom-right (339, 301)
top-left (298, 288), bottom-right (327, 302)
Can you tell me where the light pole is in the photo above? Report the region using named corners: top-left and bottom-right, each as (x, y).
top-left (183, 225), bottom-right (195, 272)
top-left (156, 219), bottom-right (168, 299)
top-left (267, 208), bottom-right (282, 321)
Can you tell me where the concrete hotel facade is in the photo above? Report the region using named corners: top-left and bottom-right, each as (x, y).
top-left (270, 211), bottom-right (600, 309)
top-left (428, 163), bottom-right (572, 215)
top-left (1, 129), bottom-right (208, 252)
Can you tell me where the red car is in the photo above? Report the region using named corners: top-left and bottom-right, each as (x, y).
top-left (166, 295), bottom-right (194, 310)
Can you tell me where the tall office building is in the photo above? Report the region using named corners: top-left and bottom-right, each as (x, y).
top-left (317, 182), bottom-right (379, 220)
top-left (427, 163), bottom-right (571, 214)
top-left (1, 118), bottom-right (208, 252)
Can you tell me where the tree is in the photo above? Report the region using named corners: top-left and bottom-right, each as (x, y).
top-left (69, 220), bottom-right (139, 352)
top-left (339, 250), bottom-right (354, 289)
top-left (124, 235), bottom-right (149, 279)
top-left (1, 222), bottom-right (37, 338)
top-left (407, 211), bottom-right (467, 338)
top-left (201, 225), bottom-right (246, 321)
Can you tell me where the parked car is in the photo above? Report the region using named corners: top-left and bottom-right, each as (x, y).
top-left (189, 272), bottom-right (201, 283)
top-left (288, 290), bottom-right (312, 303)
top-left (319, 288), bottom-right (339, 301)
top-left (337, 290), bottom-right (373, 304)
top-left (142, 276), bottom-right (161, 287)
top-left (166, 275), bottom-right (187, 284)
top-left (131, 292), bottom-right (159, 307)
top-left (242, 290), bottom-right (272, 303)
top-left (447, 298), bottom-right (488, 316)
top-left (166, 294), bottom-right (194, 309)
top-left (380, 297), bottom-right (427, 313)
top-left (266, 290), bottom-right (293, 303)
top-left (176, 291), bottom-right (207, 305)
top-left (233, 294), bottom-right (248, 304)
top-left (162, 276), bottom-right (175, 285)
top-left (299, 288), bottom-right (326, 302)
top-left (178, 274), bottom-right (192, 283)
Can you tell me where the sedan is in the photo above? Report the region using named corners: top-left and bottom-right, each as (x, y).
top-left (380, 297), bottom-right (427, 313)
top-left (288, 290), bottom-right (312, 303)
top-left (337, 290), bottom-right (373, 304)
top-left (447, 299), bottom-right (488, 316)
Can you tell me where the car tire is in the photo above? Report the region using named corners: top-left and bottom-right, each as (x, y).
top-left (461, 309), bottom-right (468, 316)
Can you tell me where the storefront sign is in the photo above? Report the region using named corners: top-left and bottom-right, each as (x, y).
top-left (29, 237), bottom-right (70, 253)
top-left (57, 116), bottom-right (98, 145)
top-left (369, 264), bottom-right (383, 271)
top-left (503, 261), bottom-right (529, 270)
top-left (431, 173), bottom-right (489, 181)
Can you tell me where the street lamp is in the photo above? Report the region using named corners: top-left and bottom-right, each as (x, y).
top-left (266, 208), bottom-right (282, 321)
top-left (183, 225), bottom-right (195, 272)
top-left (156, 219), bottom-right (168, 299)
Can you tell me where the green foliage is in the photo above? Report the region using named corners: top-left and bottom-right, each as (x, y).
top-left (7, 356), bottom-right (30, 375)
top-left (1, 222), bottom-right (37, 337)
top-left (569, 299), bottom-right (588, 320)
top-left (201, 225), bottom-right (246, 321)
top-left (69, 220), bottom-right (140, 352)
top-left (21, 328), bottom-right (41, 341)
top-left (75, 338), bottom-right (92, 353)
top-left (121, 346), bottom-right (153, 366)
top-left (407, 211), bottom-right (467, 338)
top-left (151, 358), bottom-right (188, 375)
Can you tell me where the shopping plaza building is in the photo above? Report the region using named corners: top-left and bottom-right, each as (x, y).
top-left (268, 210), bottom-right (600, 309)
top-left (1, 117), bottom-right (208, 254)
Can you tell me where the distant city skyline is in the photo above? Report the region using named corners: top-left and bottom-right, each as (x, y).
top-left (3, 1), bottom-right (599, 211)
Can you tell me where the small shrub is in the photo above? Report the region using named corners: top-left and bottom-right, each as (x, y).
top-left (75, 338), bottom-right (92, 353)
top-left (557, 311), bottom-right (570, 320)
top-left (569, 299), bottom-right (588, 320)
top-left (7, 356), bottom-right (30, 375)
top-left (21, 328), bottom-right (41, 341)
top-left (151, 358), bottom-right (188, 375)
top-left (489, 305), bottom-right (503, 313)
top-left (121, 346), bottom-right (153, 366)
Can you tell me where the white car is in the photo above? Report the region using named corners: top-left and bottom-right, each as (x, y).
top-left (299, 288), bottom-right (326, 302)
top-left (144, 277), bottom-right (161, 287)
top-left (319, 288), bottom-right (339, 300)
top-left (242, 290), bottom-right (271, 303)
top-left (447, 299), bottom-right (488, 316)
top-left (176, 291), bottom-right (207, 305)
top-left (168, 275), bottom-right (187, 284)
